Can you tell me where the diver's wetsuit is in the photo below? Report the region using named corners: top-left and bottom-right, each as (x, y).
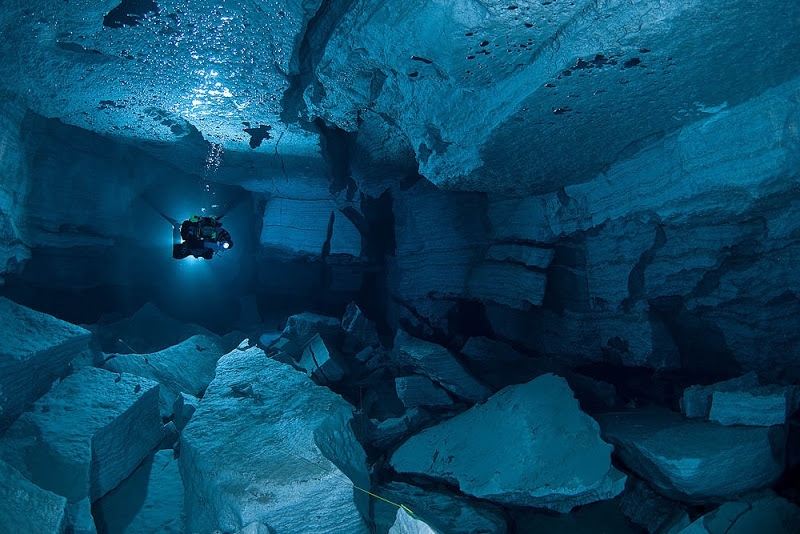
top-left (172, 215), bottom-right (233, 260)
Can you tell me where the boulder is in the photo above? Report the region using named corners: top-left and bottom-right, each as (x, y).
top-left (389, 508), bottom-right (437, 534)
top-left (180, 346), bottom-right (370, 534)
top-left (65, 498), bottom-right (96, 534)
top-left (0, 297), bottom-right (91, 432)
top-left (393, 330), bottom-right (491, 403)
top-left (342, 302), bottom-right (380, 350)
top-left (682, 373), bottom-right (798, 426)
top-left (395, 376), bottom-right (453, 408)
top-left (282, 312), bottom-right (343, 345)
top-left (103, 334), bottom-right (228, 416)
top-left (297, 334), bottom-right (346, 384)
top-left (0, 457), bottom-right (67, 534)
top-left (94, 449), bottom-right (184, 534)
top-left (0, 367), bottom-right (162, 503)
top-left (675, 492), bottom-right (800, 534)
top-left (373, 482), bottom-right (507, 534)
top-left (596, 409), bottom-right (785, 502)
top-left (390, 374), bottom-right (625, 512)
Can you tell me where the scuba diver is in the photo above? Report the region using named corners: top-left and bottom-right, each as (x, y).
top-left (172, 214), bottom-right (234, 260)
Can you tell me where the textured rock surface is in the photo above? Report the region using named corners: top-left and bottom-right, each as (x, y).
top-left (180, 346), bottom-right (369, 533)
top-left (0, 367), bottom-right (162, 503)
top-left (389, 508), bottom-right (437, 534)
top-left (391, 374), bottom-right (625, 512)
top-left (682, 373), bottom-right (760, 420)
top-left (466, 262), bottom-right (547, 309)
top-left (0, 297), bottom-right (91, 432)
top-left (103, 334), bottom-right (228, 415)
top-left (373, 482), bottom-right (507, 534)
top-left (94, 449), bottom-right (184, 534)
top-left (297, 333), bottom-right (346, 383)
top-left (395, 376), bottom-right (453, 408)
top-left (621, 477), bottom-right (690, 534)
top-left (281, 312), bottom-right (343, 345)
top-left (393, 330), bottom-right (491, 403)
top-left (597, 409), bottom-right (785, 502)
top-left (676, 493), bottom-right (800, 534)
top-left (261, 197), bottom-right (361, 259)
top-left (0, 458), bottom-right (67, 534)
top-left (172, 392), bottom-right (199, 432)
top-left (0, 97), bottom-right (30, 282)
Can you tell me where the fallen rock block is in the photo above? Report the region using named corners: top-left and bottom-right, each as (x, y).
top-left (0, 367), bottom-right (162, 503)
top-left (682, 373), bottom-right (798, 426)
top-left (675, 492), bottom-right (800, 534)
top-left (282, 312), bottom-right (343, 345)
top-left (103, 334), bottom-right (227, 416)
top-left (393, 330), bottom-right (491, 403)
top-left (180, 346), bottom-right (370, 534)
top-left (390, 374), bottom-right (625, 512)
top-left (596, 409), bottom-right (785, 502)
top-left (0, 297), bottom-right (91, 432)
top-left (342, 301), bottom-right (380, 350)
top-left (298, 334), bottom-right (346, 383)
top-left (94, 449), bottom-right (184, 534)
top-left (373, 482), bottom-right (507, 534)
top-left (0, 457), bottom-right (67, 534)
top-left (395, 376), bottom-right (453, 408)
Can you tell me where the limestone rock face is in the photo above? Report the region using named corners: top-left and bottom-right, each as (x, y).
top-left (393, 330), bottom-right (491, 403)
top-left (0, 297), bottom-right (92, 432)
top-left (0, 367), bottom-right (162, 503)
top-left (390, 374), bottom-right (625, 512)
top-left (103, 334), bottom-right (228, 415)
top-left (0, 458), bottom-right (67, 534)
top-left (180, 346), bottom-right (370, 534)
top-left (596, 410), bottom-right (785, 502)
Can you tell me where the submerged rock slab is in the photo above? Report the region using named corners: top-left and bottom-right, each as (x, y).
top-left (390, 374), bottom-right (625, 512)
top-left (393, 330), bottom-right (491, 403)
top-left (0, 367), bottom-right (161, 503)
top-left (180, 346), bottom-right (369, 534)
top-left (596, 409), bottom-right (785, 502)
top-left (103, 334), bottom-right (228, 415)
top-left (681, 373), bottom-right (760, 419)
top-left (0, 457), bottom-right (67, 534)
top-left (0, 297), bottom-right (91, 432)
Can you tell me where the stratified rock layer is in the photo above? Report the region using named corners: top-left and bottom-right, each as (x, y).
top-left (391, 374), bottom-right (625, 512)
top-left (596, 409), bottom-right (785, 502)
top-left (180, 346), bottom-right (370, 534)
top-left (0, 367), bottom-right (161, 503)
top-left (0, 297), bottom-right (91, 432)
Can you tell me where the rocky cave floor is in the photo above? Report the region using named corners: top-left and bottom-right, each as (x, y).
top-left (1, 295), bottom-right (799, 534)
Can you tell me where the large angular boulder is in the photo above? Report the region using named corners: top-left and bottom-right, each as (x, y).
top-left (596, 409), bottom-right (785, 502)
top-left (0, 367), bottom-right (162, 503)
top-left (94, 449), bottom-right (184, 534)
top-left (0, 457), bottom-right (67, 534)
top-left (103, 334), bottom-right (228, 414)
top-left (180, 346), bottom-right (370, 534)
top-left (392, 330), bottom-right (491, 403)
top-left (682, 372), bottom-right (799, 427)
top-left (0, 297), bottom-right (91, 432)
top-left (373, 482), bottom-right (507, 534)
top-left (297, 334), bottom-right (346, 384)
top-left (390, 374), bottom-right (625, 512)
top-left (281, 312), bottom-right (343, 345)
